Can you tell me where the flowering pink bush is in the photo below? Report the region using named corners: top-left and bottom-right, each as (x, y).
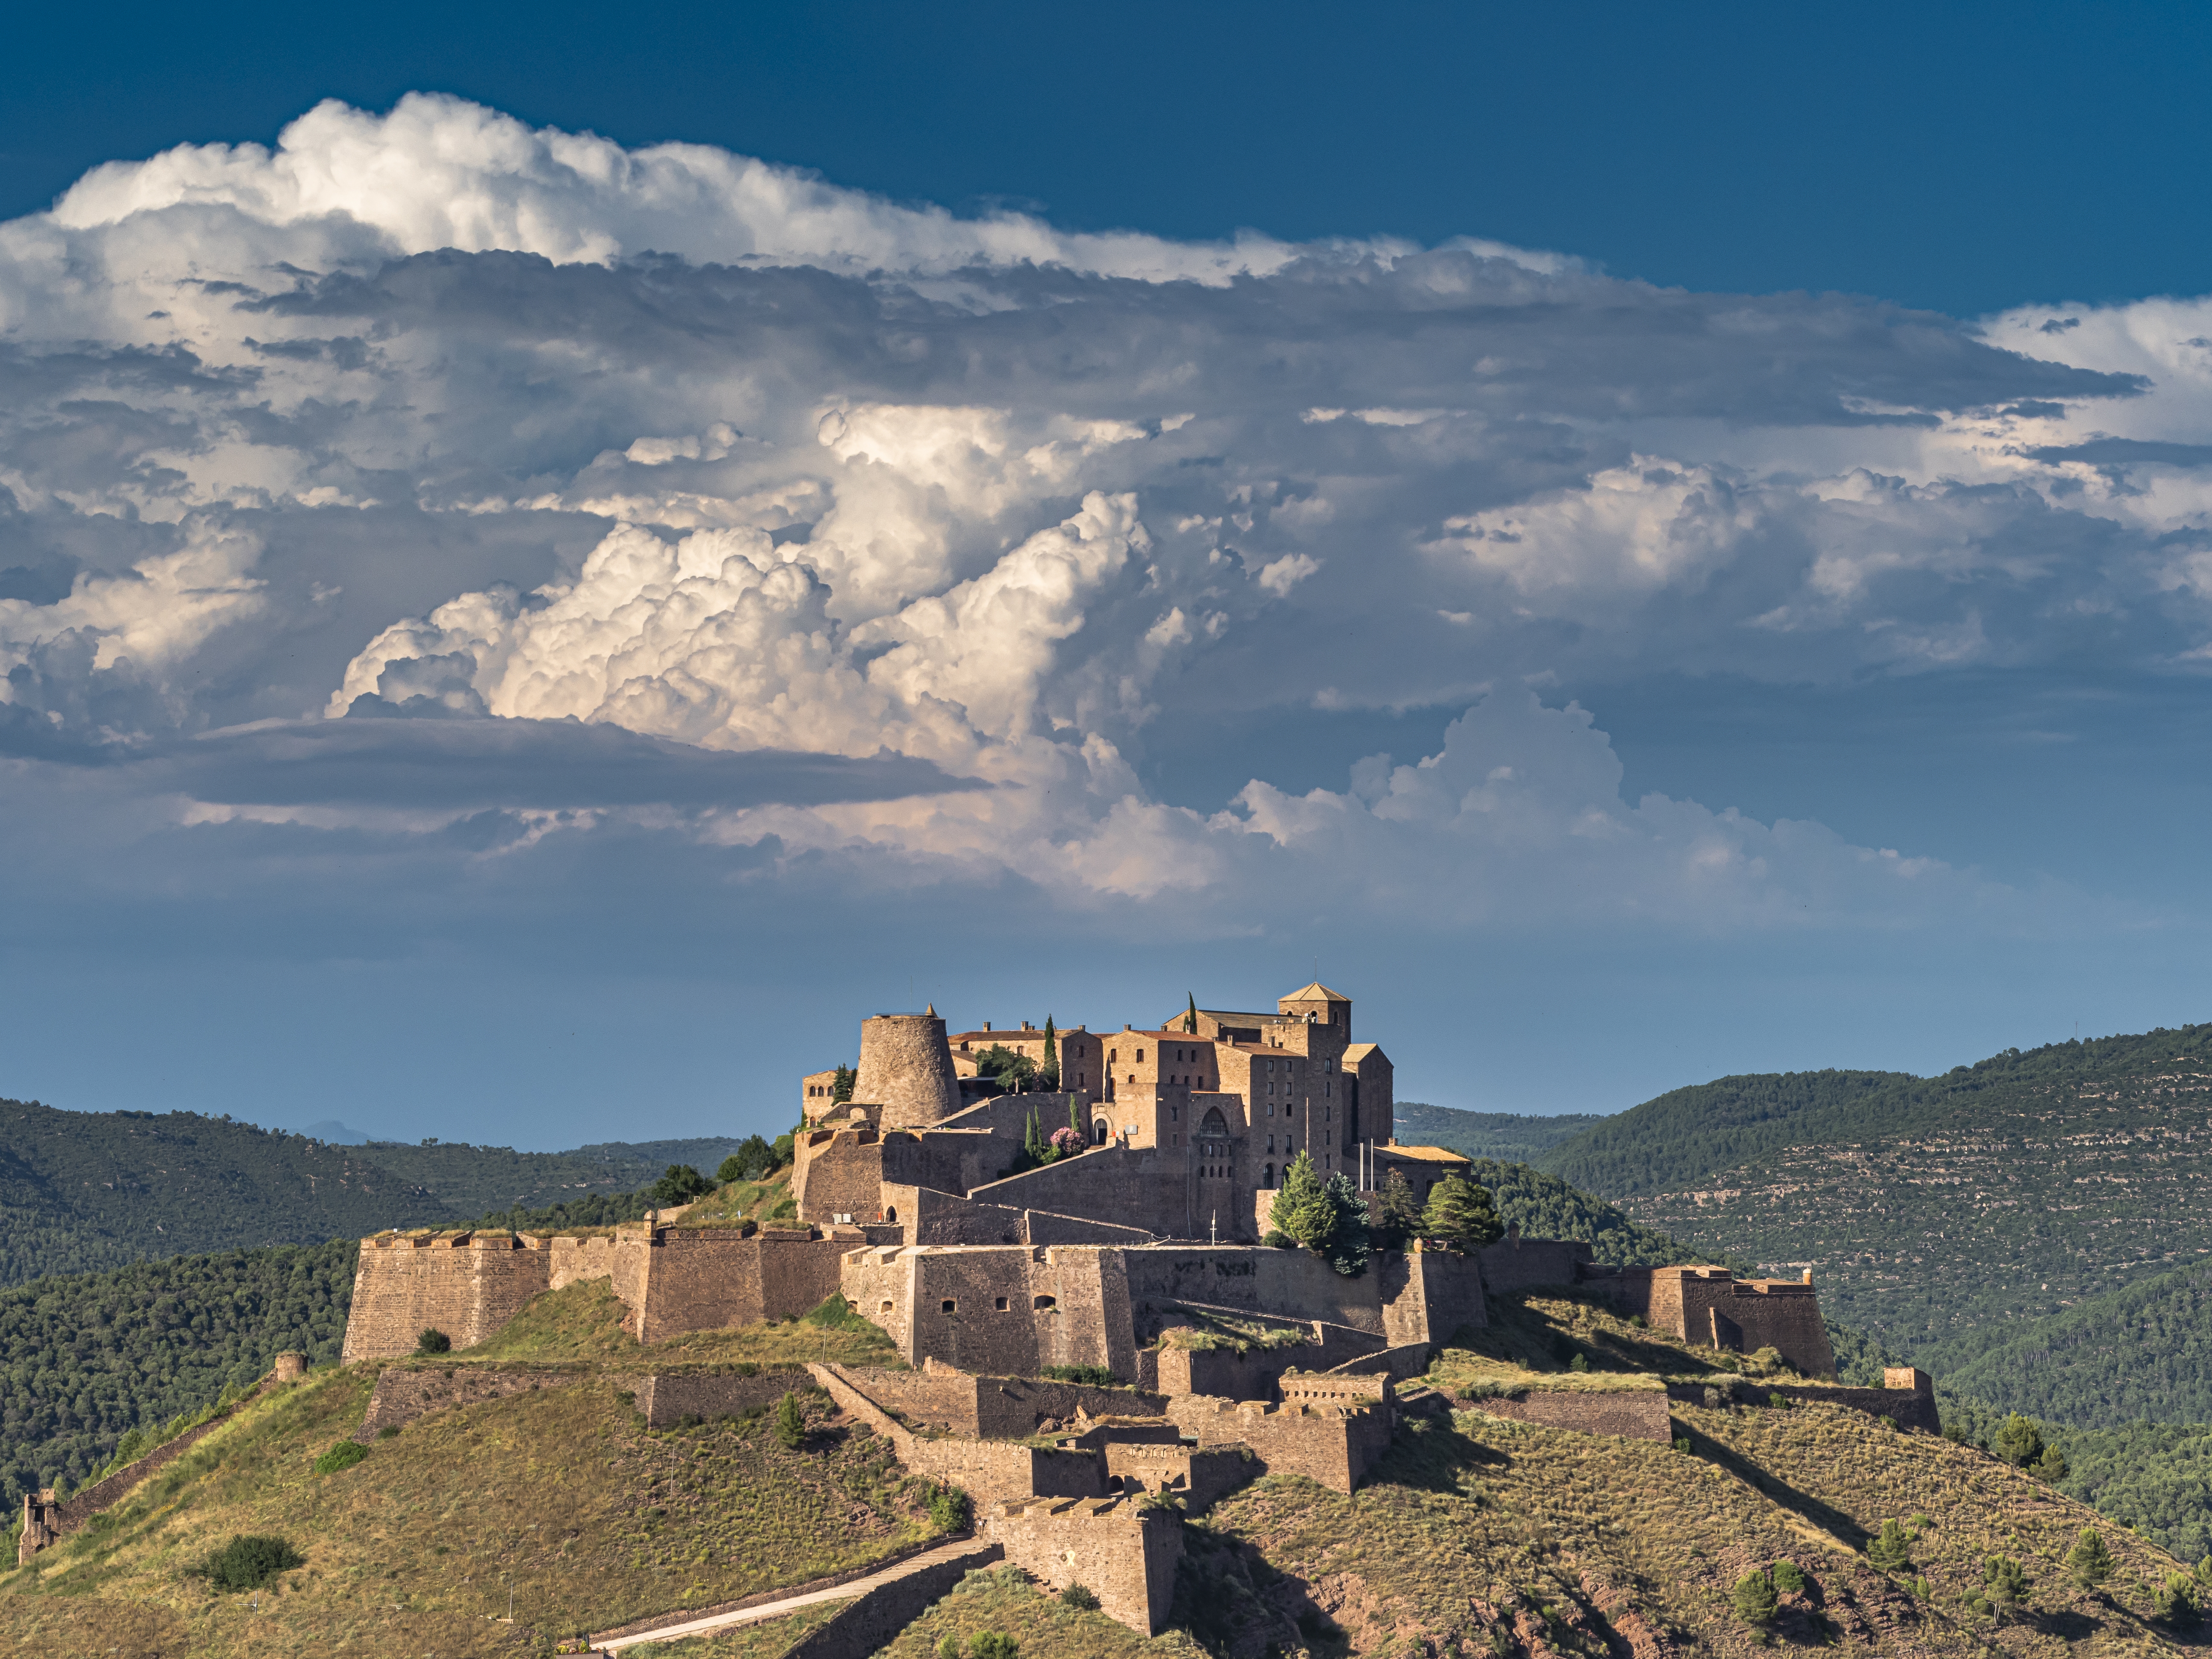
top-left (1049, 1126), bottom-right (1085, 1156)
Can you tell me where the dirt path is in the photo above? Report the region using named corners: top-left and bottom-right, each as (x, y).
top-left (591, 1537), bottom-right (998, 1652)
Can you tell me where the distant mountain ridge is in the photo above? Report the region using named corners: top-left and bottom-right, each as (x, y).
top-left (1391, 1102), bottom-right (1608, 1164)
top-left (0, 1097), bottom-right (749, 1286)
top-left (1527, 1025), bottom-right (2212, 1354)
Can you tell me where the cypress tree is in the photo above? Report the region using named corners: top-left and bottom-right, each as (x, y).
top-left (1185, 993), bottom-right (1198, 1034)
top-left (1041, 1016), bottom-right (1060, 1091)
top-left (1272, 1153), bottom-right (1336, 1251)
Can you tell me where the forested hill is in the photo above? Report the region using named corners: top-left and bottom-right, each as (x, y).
top-left (1531, 1024), bottom-right (2212, 1354)
top-left (1392, 1103), bottom-right (1609, 1164)
top-left (0, 1097), bottom-right (747, 1286)
top-left (1922, 1256), bottom-right (2212, 1430)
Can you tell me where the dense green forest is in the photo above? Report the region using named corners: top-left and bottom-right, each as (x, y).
top-left (0, 1242), bottom-right (356, 1509)
top-left (1393, 1103), bottom-right (1609, 1165)
top-left (1914, 1257), bottom-right (2212, 1427)
top-left (1526, 1025), bottom-right (2212, 1353)
top-left (1461, 1158), bottom-right (1709, 1269)
top-left (0, 1096), bottom-right (747, 1286)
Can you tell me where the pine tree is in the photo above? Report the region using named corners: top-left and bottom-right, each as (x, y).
top-left (1983, 1553), bottom-right (2029, 1609)
top-left (1271, 1152), bottom-right (1336, 1251)
top-left (1185, 993), bottom-right (1198, 1034)
top-left (2066, 1526), bottom-right (2113, 1589)
top-left (1731, 1569), bottom-right (1778, 1626)
top-left (1867, 1519), bottom-right (1913, 1572)
top-left (1992, 1413), bottom-right (2046, 1468)
top-left (1371, 1168), bottom-right (1423, 1249)
top-left (1322, 1172), bottom-right (1371, 1277)
top-left (1040, 1016), bottom-right (1060, 1091)
top-left (1420, 1175), bottom-right (1504, 1251)
top-left (831, 1063), bottom-right (856, 1104)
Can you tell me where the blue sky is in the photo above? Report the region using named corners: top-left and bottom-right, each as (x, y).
top-left (2, 3), bottom-right (2210, 1149)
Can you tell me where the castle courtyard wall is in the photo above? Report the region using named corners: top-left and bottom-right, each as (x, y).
top-left (1378, 1247), bottom-right (1488, 1348)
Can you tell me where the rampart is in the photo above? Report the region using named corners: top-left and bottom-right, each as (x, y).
top-left (624, 1228), bottom-right (848, 1343)
top-left (1584, 1266), bottom-right (1837, 1380)
top-left (1165, 1373), bottom-right (1394, 1494)
top-left (20, 1354), bottom-right (309, 1564)
top-left (986, 1497), bottom-right (1184, 1636)
top-left (833, 1364), bottom-right (1166, 1438)
top-left (808, 1364), bottom-right (1106, 1505)
top-left (341, 1231), bottom-right (563, 1362)
top-left (1477, 1232), bottom-right (1595, 1293)
top-left (1464, 1389), bottom-right (1673, 1441)
top-left (1378, 1246), bottom-right (1488, 1347)
top-left (353, 1363), bottom-right (816, 1442)
top-left (1666, 1368), bottom-right (1939, 1433)
top-left (779, 1541), bottom-right (1007, 1659)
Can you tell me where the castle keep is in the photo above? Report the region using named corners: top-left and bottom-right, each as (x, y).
top-left (338, 979), bottom-right (1860, 1639)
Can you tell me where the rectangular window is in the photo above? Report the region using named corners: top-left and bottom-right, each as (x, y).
top-left (995, 1296), bottom-right (1009, 1311)
top-left (941, 1299), bottom-right (957, 1314)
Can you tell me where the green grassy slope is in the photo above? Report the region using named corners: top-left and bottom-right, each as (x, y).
top-left (0, 1095), bottom-right (747, 1284)
top-left (1531, 1024), bottom-right (2212, 1353)
top-left (1392, 1103), bottom-right (1610, 1164)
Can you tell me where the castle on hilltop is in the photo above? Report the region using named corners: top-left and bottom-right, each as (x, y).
top-left (343, 979), bottom-right (1838, 1386)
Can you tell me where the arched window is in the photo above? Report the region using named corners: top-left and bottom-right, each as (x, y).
top-left (1264, 1163), bottom-right (1274, 1187)
top-left (1200, 1106), bottom-right (1229, 1140)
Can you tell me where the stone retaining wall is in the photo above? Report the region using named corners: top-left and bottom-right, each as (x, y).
top-left (1466, 1389), bottom-right (1672, 1441)
top-left (783, 1543), bottom-right (1006, 1659)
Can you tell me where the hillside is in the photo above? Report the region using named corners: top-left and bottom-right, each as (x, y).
top-left (1464, 1157), bottom-right (1714, 1268)
top-left (0, 1095), bottom-right (747, 1284)
top-left (1920, 1257), bottom-right (2212, 1429)
top-left (4, 1288), bottom-right (2202, 1658)
top-left (1392, 1103), bottom-right (1609, 1164)
top-left (1533, 1025), bottom-right (2212, 1353)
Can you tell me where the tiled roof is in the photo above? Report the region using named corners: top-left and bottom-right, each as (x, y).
top-left (1382, 1144), bottom-right (1471, 1163)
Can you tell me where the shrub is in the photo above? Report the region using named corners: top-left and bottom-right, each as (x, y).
top-left (1731, 1569), bottom-right (1778, 1626)
top-left (1062, 1583), bottom-right (1100, 1610)
top-left (311, 1440), bottom-right (367, 1475)
top-left (201, 1534), bottom-right (304, 1591)
top-left (1568, 1354), bottom-right (1589, 1373)
top-left (928, 1484), bottom-right (972, 1531)
top-left (716, 1134), bottom-right (775, 1185)
top-left (647, 1164), bottom-right (715, 1206)
top-left (2160, 1572), bottom-right (2203, 1627)
top-left (970, 1634), bottom-right (1019, 1659)
top-left (415, 1327), bottom-right (452, 1355)
top-left (1672, 1436), bottom-right (1691, 1453)
top-left (1768, 1391), bottom-right (1790, 1409)
top-left (2066, 1526), bottom-right (2114, 1589)
top-left (1262, 1230), bottom-right (1295, 1249)
top-left (1770, 1560), bottom-right (1807, 1596)
top-left (774, 1392), bottom-right (806, 1449)
top-left (1866, 1519), bottom-right (1913, 1572)
top-left (1039, 1365), bottom-right (1118, 1386)
top-left (937, 1638), bottom-right (960, 1659)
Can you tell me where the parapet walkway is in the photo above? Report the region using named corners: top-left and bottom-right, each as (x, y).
top-left (590, 1536), bottom-right (1000, 1653)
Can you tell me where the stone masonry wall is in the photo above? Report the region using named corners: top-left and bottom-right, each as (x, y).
top-left (1104, 1441), bottom-right (1257, 1511)
top-left (1470, 1390), bottom-right (1673, 1441)
top-left (830, 1367), bottom-right (1167, 1438)
top-left (1166, 1392), bottom-right (1392, 1494)
top-left (628, 1231), bottom-right (847, 1343)
top-left (856, 1012), bottom-right (962, 1129)
top-left (341, 1233), bottom-right (555, 1363)
top-left (807, 1364), bottom-right (1105, 1504)
top-left (1477, 1234), bottom-right (1594, 1294)
top-left (1378, 1247), bottom-right (1488, 1348)
top-left (1155, 1339), bottom-right (1322, 1403)
top-left (986, 1497), bottom-right (1184, 1636)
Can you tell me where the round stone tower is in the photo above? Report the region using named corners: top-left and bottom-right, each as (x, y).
top-left (854, 1010), bottom-right (960, 1128)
